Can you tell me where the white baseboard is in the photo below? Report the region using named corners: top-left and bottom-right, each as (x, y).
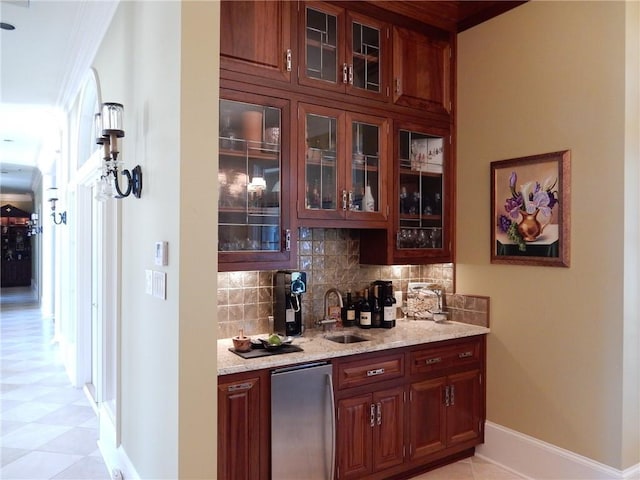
top-left (477, 421), bottom-right (640, 480)
top-left (97, 406), bottom-right (140, 480)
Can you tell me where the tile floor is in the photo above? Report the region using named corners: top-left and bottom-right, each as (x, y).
top-left (1, 287), bottom-right (110, 479)
top-left (1, 286), bottom-right (523, 480)
top-left (410, 456), bottom-right (525, 479)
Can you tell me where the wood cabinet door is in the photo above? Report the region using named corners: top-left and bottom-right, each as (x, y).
top-left (220, 1), bottom-right (292, 83)
top-left (298, 104), bottom-right (390, 228)
top-left (345, 11), bottom-right (390, 102)
top-left (408, 377), bottom-right (447, 460)
top-left (446, 369), bottom-right (482, 447)
top-left (392, 26), bottom-right (452, 116)
top-left (337, 394), bottom-right (373, 479)
top-left (372, 386), bottom-right (405, 472)
top-left (298, 2), bottom-right (346, 94)
top-left (218, 90), bottom-right (295, 272)
top-left (217, 376), bottom-right (262, 480)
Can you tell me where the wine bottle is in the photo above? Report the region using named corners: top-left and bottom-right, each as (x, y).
top-left (343, 289), bottom-right (356, 327)
top-left (382, 283), bottom-right (396, 329)
top-left (371, 285), bottom-right (382, 328)
top-left (359, 288), bottom-right (372, 329)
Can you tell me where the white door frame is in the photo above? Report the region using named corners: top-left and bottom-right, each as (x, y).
top-left (73, 150), bottom-right (121, 449)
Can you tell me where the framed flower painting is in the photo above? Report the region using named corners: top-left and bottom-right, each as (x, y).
top-left (490, 150), bottom-right (571, 267)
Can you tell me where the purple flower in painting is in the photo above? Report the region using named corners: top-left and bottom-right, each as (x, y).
top-left (509, 172), bottom-right (517, 189)
top-left (532, 190), bottom-right (551, 217)
top-left (497, 215), bottom-right (511, 233)
top-left (504, 195), bottom-right (523, 219)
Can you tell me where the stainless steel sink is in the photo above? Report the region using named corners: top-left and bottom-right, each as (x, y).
top-left (325, 334), bottom-right (369, 344)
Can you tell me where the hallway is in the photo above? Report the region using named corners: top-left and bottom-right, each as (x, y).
top-left (1, 287), bottom-right (110, 479)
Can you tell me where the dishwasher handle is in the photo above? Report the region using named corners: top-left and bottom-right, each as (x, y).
top-left (271, 361), bottom-right (330, 375)
top-left (327, 373), bottom-right (336, 480)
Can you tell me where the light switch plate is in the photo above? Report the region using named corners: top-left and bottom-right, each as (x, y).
top-left (145, 270), bottom-right (153, 295)
top-left (152, 271), bottom-right (166, 299)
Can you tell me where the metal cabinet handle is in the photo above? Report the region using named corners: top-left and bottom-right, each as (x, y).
top-left (444, 385), bottom-right (450, 406)
top-left (458, 351), bottom-right (473, 359)
top-left (228, 382), bottom-right (252, 392)
top-left (284, 229), bottom-right (291, 251)
top-left (425, 357), bottom-right (442, 365)
top-left (348, 191), bottom-right (354, 211)
top-left (348, 64), bottom-right (354, 85)
top-left (286, 49), bottom-right (292, 72)
top-left (367, 368), bottom-right (385, 377)
top-left (342, 190), bottom-right (347, 210)
top-left (450, 385), bottom-right (455, 406)
top-left (376, 402), bottom-right (382, 425)
top-left (395, 77), bottom-right (401, 94)
top-left (342, 64), bottom-right (348, 84)
top-left (370, 403), bottom-right (376, 427)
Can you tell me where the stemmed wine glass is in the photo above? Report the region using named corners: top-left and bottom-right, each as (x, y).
top-left (400, 301), bottom-right (410, 320)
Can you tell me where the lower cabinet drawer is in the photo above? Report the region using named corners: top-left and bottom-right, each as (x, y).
top-left (410, 338), bottom-right (481, 375)
top-left (336, 352), bottom-right (405, 390)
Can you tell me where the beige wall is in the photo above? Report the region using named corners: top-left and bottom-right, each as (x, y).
top-left (93, 1), bottom-right (219, 478)
top-left (457, 0), bottom-right (639, 470)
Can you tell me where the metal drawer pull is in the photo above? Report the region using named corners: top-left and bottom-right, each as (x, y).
top-left (444, 385), bottom-right (450, 406)
top-left (343, 64), bottom-right (348, 84)
top-left (376, 402), bottom-right (382, 425)
top-left (450, 385), bottom-right (455, 406)
top-left (425, 357), bottom-right (442, 365)
top-left (370, 403), bottom-right (376, 427)
top-left (228, 382), bottom-right (252, 392)
top-left (286, 49), bottom-right (292, 71)
top-left (458, 351), bottom-right (473, 359)
top-left (367, 368), bottom-right (385, 377)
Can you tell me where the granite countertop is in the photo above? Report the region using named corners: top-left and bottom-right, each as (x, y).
top-left (217, 320), bottom-right (489, 376)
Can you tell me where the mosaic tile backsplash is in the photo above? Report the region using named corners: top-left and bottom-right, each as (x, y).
top-left (217, 228), bottom-right (487, 339)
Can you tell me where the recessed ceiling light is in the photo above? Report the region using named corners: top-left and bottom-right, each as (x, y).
top-left (0, 23), bottom-right (16, 31)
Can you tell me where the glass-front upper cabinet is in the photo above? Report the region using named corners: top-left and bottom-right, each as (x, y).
top-left (299, 2), bottom-right (389, 101)
top-left (218, 93), bottom-right (293, 271)
top-left (395, 124), bottom-right (451, 261)
top-left (360, 122), bottom-right (453, 265)
top-left (298, 103), bottom-right (389, 227)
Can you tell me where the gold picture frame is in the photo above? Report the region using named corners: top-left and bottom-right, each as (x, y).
top-left (491, 150), bottom-right (571, 267)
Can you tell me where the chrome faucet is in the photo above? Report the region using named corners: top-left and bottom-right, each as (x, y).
top-left (324, 287), bottom-right (344, 316)
top-left (317, 288), bottom-right (344, 330)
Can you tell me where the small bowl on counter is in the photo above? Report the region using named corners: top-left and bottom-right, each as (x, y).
top-left (232, 335), bottom-right (252, 353)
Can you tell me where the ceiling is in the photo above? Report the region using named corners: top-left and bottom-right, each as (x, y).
top-left (0, 0), bottom-right (115, 195)
top-left (0, 0), bottom-right (524, 197)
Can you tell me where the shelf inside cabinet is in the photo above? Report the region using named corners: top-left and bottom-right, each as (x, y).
top-left (306, 38), bottom-right (338, 51)
top-left (399, 166), bottom-right (442, 178)
top-left (219, 146), bottom-right (280, 160)
top-left (399, 213), bottom-right (442, 222)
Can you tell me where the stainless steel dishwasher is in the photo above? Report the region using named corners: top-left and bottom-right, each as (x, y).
top-left (271, 361), bottom-right (335, 480)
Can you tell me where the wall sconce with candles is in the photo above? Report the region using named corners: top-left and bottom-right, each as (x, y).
top-left (94, 102), bottom-right (142, 199)
top-left (47, 188), bottom-right (67, 225)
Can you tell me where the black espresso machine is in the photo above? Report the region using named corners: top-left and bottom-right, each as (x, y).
top-left (274, 270), bottom-right (306, 336)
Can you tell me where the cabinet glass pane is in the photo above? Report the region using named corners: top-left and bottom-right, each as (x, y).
top-left (219, 99), bottom-right (281, 252)
top-left (306, 7), bottom-right (338, 83)
top-left (397, 129), bottom-right (444, 249)
top-left (305, 113), bottom-right (337, 210)
top-left (350, 121), bottom-right (379, 212)
top-left (352, 22), bottom-right (380, 93)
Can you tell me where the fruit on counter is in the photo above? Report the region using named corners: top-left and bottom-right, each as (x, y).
top-left (268, 333), bottom-right (282, 346)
